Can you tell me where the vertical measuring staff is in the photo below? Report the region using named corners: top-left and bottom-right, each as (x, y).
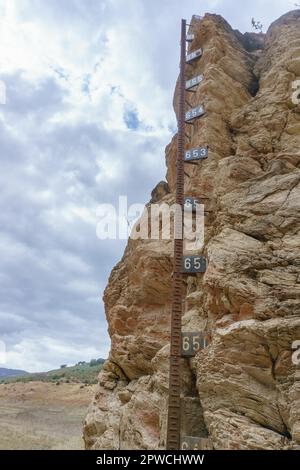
top-left (166, 19), bottom-right (186, 451)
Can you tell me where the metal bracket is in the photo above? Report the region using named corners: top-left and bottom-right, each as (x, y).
top-left (185, 99), bottom-right (193, 107)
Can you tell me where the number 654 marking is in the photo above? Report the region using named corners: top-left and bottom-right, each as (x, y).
top-left (185, 105), bottom-right (205, 122)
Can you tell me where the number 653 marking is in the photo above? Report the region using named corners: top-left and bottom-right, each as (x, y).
top-left (184, 146), bottom-right (208, 162)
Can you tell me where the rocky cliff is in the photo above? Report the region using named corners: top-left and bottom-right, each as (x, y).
top-left (83, 11), bottom-right (300, 450)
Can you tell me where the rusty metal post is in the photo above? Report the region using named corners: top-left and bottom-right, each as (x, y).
top-left (166, 18), bottom-right (186, 451)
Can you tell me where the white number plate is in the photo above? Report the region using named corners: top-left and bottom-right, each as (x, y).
top-left (186, 34), bottom-right (195, 43)
top-left (184, 146), bottom-right (208, 161)
top-left (184, 197), bottom-right (200, 211)
top-left (181, 332), bottom-right (207, 357)
top-left (186, 74), bottom-right (203, 90)
top-left (185, 105), bottom-right (205, 122)
top-left (186, 48), bottom-right (202, 63)
top-left (182, 255), bottom-right (206, 273)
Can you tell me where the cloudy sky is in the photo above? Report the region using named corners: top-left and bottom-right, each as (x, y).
top-left (0, 0), bottom-right (294, 372)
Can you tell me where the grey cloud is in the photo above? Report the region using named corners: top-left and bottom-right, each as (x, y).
top-left (3, 73), bottom-right (66, 115)
top-left (0, 70), bottom-right (161, 371)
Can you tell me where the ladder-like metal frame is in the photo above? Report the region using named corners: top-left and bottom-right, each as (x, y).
top-left (166, 18), bottom-right (187, 451)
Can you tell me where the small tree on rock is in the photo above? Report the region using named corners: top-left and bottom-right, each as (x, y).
top-left (251, 18), bottom-right (263, 33)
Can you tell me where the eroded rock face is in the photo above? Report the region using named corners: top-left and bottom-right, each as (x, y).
top-left (84, 11), bottom-right (300, 450)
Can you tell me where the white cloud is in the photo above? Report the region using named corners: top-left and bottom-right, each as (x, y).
top-left (5, 337), bottom-right (105, 372)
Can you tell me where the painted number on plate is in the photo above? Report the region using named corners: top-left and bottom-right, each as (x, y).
top-left (182, 255), bottom-right (206, 273)
top-left (184, 146), bottom-right (208, 162)
top-left (186, 74), bottom-right (204, 90)
top-left (186, 48), bottom-right (202, 63)
top-left (185, 105), bottom-right (205, 122)
top-left (184, 197), bottom-right (199, 211)
top-left (181, 332), bottom-right (207, 357)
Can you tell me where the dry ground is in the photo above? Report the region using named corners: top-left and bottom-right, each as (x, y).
top-left (0, 381), bottom-right (96, 449)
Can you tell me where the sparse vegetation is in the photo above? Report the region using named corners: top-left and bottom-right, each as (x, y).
top-left (89, 358), bottom-right (103, 367)
top-left (251, 18), bottom-right (263, 33)
top-left (0, 360), bottom-right (104, 385)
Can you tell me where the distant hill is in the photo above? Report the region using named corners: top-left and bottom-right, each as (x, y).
top-left (0, 360), bottom-right (105, 385)
top-left (0, 368), bottom-right (28, 378)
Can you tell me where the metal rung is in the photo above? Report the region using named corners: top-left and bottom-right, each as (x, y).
top-left (169, 405), bottom-right (180, 409)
